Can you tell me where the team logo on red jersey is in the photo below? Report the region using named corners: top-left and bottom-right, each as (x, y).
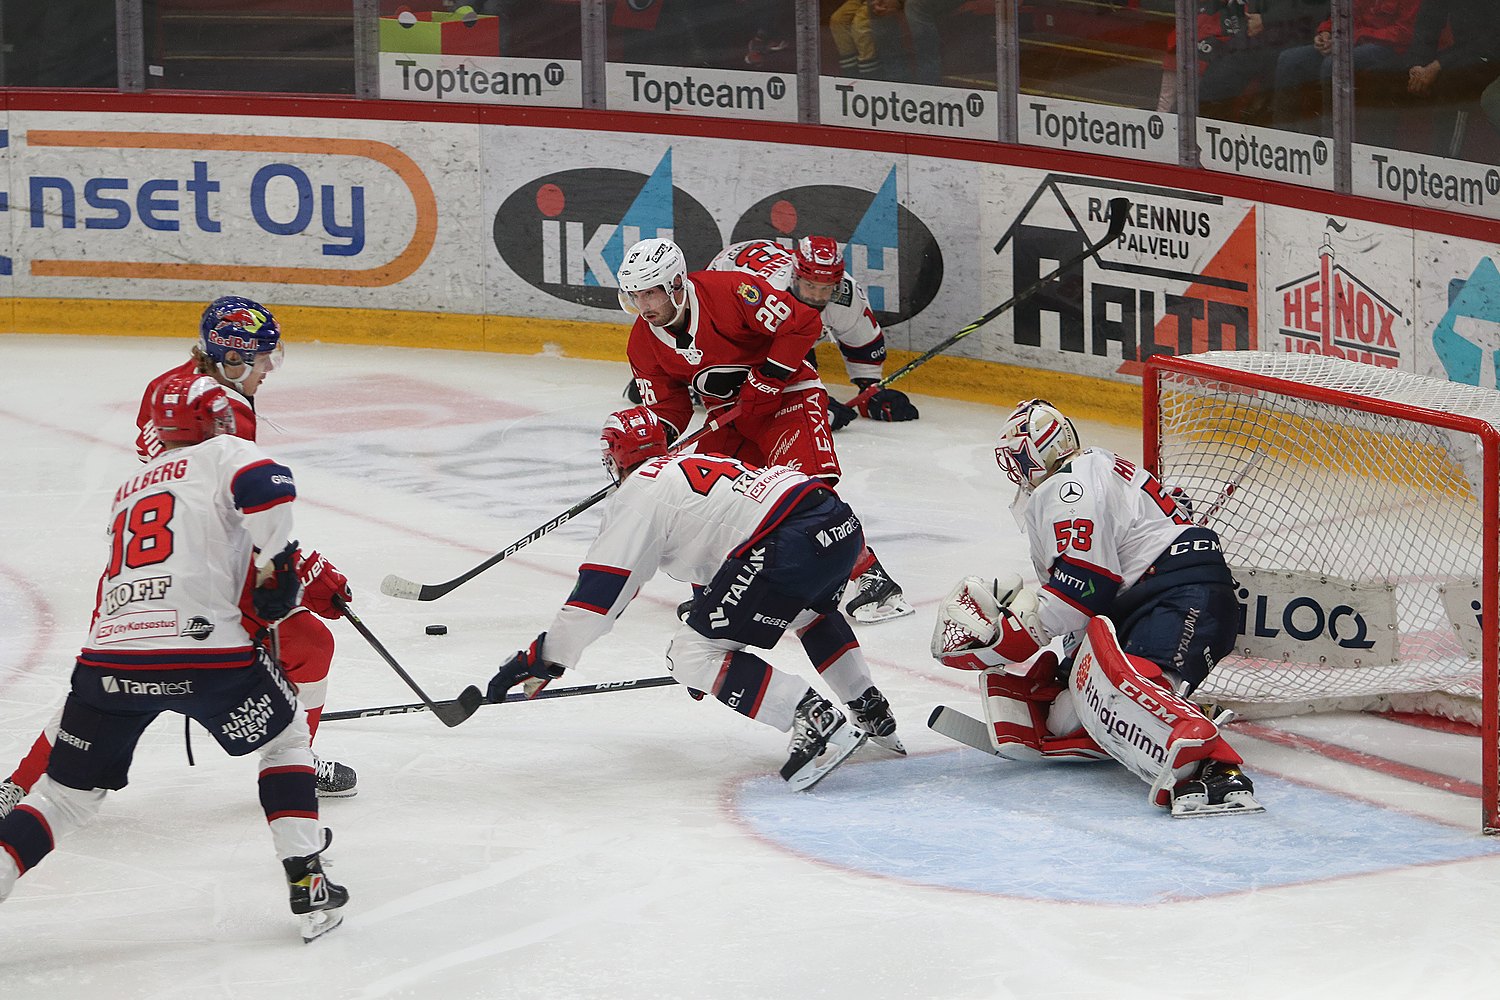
top-left (735, 282), bottom-right (762, 305)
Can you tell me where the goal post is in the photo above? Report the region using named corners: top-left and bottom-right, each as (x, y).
top-left (1143, 351), bottom-right (1500, 832)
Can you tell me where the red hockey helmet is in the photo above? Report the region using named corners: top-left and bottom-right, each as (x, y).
top-left (792, 236), bottom-right (844, 285)
top-left (600, 406), bottom-right (669, 481)
top-left (151, 373), bottom-right (236, 445)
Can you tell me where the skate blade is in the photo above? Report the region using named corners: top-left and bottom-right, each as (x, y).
top-left (848, 598), bottom-right (915, 624)
top-left (784, 724), bottom-right (868, 792)
top-left (1170, 790), bottom-right (1266, 818)
top-left (868, 732), bottom-right (907, 755)
top-left (300, 907), bottom-right (346, 943)
top-left (315, 786), bottom-right (358, 799)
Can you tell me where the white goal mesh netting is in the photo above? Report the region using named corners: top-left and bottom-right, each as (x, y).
top-left (1152, 351), bottom-right (1500, 721)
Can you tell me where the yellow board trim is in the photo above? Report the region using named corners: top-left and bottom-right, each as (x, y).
top-left (2, 297), bottom-right (1142, 427)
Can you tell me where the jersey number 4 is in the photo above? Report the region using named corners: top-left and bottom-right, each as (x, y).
top-left (678, 456), bottom-right (744, 496)
top-left (106, 492), bottom-right (177, 578)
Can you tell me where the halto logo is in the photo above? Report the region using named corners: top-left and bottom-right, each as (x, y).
top-left (727, 165), bottom-right (942, 326)
top-left (493, 148), bottom-right (720, 310)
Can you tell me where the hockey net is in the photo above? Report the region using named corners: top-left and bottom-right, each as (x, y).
top-left (1145, 351), bottom-right (1500, 829)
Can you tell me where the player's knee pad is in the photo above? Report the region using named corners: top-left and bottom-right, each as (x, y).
top-left (1068, 617), bottom-right (1242, 807)
top-left (687, 542), bottom-right (804, 649)
top-left (272, 610), bottom-right (335, 686)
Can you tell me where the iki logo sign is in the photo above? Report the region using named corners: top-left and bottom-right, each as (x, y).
top-left (493, 148), bottom-right (720, 310)
top-left (1276, 219), bottom-right (1403, 368)
top-left (727, 165), bottom-right (942, 326)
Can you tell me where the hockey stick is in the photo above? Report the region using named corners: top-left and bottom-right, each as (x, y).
top-left (845, 197), bottom-right (1131, 413)
top-left (380, 407), bottom-right (742, 602)
top-left (321, 674), bottom-right (677, 722)
top-left (333, 596), bottom-right (475, 727)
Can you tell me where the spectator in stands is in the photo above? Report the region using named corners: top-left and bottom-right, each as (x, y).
top-left (1402, 0), bottom-right (1500, 153)
top-left (831, 0), bottom-right (882, 77)
top-left (904, 0), bottom-right (966, 86)
top-left (868, 0), bottom-right (912, 82)
top-left (1485, 77), bottom-right (1500, 134)
top-left (1271, 0), bottom-right (1420, 141)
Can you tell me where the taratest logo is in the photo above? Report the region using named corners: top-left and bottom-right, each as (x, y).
top-left (493, 149), bottom-right (720, 310)
top-left (728, 166), bottom-right (942, 327)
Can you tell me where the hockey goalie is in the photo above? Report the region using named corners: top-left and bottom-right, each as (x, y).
top-left (930, 399), bottom-right (1263, 818)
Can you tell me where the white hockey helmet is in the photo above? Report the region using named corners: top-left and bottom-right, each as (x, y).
top-left (617, 237), bottom-right (689, 323)
top-left (996, 398), bottom-right (1080, 491)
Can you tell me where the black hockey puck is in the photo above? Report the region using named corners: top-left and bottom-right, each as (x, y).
top-left (425, 624), bottom-right (448, 636)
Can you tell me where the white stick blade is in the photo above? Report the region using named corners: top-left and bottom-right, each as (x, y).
top-left (379, 574), bottom-right (423, 600)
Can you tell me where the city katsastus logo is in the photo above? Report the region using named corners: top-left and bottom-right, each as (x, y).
top-left (493, 167), bottom-right (720, 310)
top-left (728, 178), bottom-right (942, 326)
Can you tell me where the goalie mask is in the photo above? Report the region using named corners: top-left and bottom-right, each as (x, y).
top-left (150, 373), bottom-right (236, 445)
top-left (601, 405), bottom-right (669, 482)
top-left (996, 399), bottom-right (1080, 492)
top-left (617, 238), bottom-right (688, 324)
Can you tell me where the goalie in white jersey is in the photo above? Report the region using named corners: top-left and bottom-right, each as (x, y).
top-left (0, 373), bottom-right (352, 941)
top-left (931, 399), bottom-right (1263, 817)
top-left (479, 406), bottom-right (904, 791)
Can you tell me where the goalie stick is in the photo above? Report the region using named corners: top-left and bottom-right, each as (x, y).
top-left (333, 596), bottom-right (475, 727)
top-left (321, 674), bottom-right (677, 722)
top-left (380, 406), bottom-right (741, 602)
top-left (845, 197), bottom-right (1131, 413)
top-left (927, 705), bottom-right (1007, 757)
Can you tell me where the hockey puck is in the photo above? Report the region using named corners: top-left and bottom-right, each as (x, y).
top-left (425, 624), bottom-right (448, 636)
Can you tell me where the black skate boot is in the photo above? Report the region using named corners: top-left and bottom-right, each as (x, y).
top-left (314, 754), bottom-right (358, 798)
top-left (781, 690), bottom-right (866, 791)
top-left (1171, 759), bottom-right (1265, 818)
top-left (844, 554), bottom-right (913, 624)
top-left (285, 830), bottom-right (349, 943)
top-left (847, 686), bottom-right (906, 755)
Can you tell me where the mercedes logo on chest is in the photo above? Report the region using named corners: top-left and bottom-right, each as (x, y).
top-left (1059, 481), bottom-right (1084, 503)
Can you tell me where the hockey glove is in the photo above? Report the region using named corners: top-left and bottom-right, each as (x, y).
top-left (827, 394), bottom-right (858, 432)
top-left (486, 633), bottom-right (565, 703)
top-left (252, 541), bottom-right (302, 623)
top-left (735, 363), bottom-right (789, 437)
top-left (296, 549), bottom-right (351, 620)
top-left (853, 379), bottom-right (919, 422)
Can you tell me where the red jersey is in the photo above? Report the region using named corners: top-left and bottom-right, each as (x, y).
top-left (134, 359), bottom-right (258, 461)
top-left (626, 270), bottom-right (825, 437)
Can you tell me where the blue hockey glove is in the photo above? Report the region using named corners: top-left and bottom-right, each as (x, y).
top-left (486, 633), bottom-right (565, 703)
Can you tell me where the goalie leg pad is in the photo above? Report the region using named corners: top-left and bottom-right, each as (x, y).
top-left (1068, 617), bottom-right (1243, 807)
top-left (979, 653), bottom-right (1110, 762)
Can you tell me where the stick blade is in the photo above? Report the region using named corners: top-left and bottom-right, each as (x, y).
top-left (431, 686), bottom-right (485, 727)
top-left (380, 574), bottom-right (424, 601)
top-left (1104, 197), bottom-right (1131, 239)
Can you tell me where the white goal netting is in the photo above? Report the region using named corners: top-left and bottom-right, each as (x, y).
top-left (1150, 351), bottom-right (1500, 722)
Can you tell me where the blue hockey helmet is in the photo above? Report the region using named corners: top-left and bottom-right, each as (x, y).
top-left (198, 296), bottom-right (283, 370)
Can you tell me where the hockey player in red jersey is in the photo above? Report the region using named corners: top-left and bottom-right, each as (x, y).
top-left (0, 297), bottom-right (354, 821)
top-left (481, 406), bottom-right (903, 790)
top-left (708, 235), bottom-right (919, 430)
top-left (616, 237), bottom-right (912, 624)
top-left (0, 374), bottom-right (350, 942)
top-left (930, 399), bottom-right (1263, 817)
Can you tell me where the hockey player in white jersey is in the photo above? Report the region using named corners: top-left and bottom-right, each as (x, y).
top-left (930, 398), bottom-right (1263, 817)
top-left (0, 373), bottom-right (352, 941)
top-left (708, 235), bottom-right (920, 430)
top-left (480, 406), bottom-right (904, 790)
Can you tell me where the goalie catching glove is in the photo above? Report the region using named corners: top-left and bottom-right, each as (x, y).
top-left (486, 632), bottom-right (565, 702)
top-left (930, 574), bottom-right (1047, 671)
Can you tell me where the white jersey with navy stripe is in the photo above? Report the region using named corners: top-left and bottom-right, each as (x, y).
top-left (1014, 448), bottom-right (1196, 644)
top-left (541, 454), bottom-right (822, 669)
top-left (85, 434), bottom-right (297, 657)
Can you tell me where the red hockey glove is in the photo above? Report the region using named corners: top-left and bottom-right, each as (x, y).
top-left (253, 542), bottom-right (302, 623)
top-left (486, 633), bottom-right (565, 702)
top-left (736, 364), bottom-right (788, 436)
top-left (296, 549), bottom-right (352, 620)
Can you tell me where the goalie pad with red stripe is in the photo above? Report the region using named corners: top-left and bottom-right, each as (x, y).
top-left (931, 575), bottom-right (1044, 671)
top-left (978, 651), bottom-right (1110, 762)
top-left (1068, 616), bottom-right (1243, 807)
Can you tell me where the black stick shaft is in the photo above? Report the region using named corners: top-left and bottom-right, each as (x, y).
top-left (321, 675), bottom-right (678, 721)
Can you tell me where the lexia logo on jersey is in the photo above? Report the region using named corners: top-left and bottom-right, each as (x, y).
top-left (1276, 220), bottom-right (1403, 368)
top-left (994, 175), bottom-right (1258, 376)
top-left (727, 166), bottom-right (941, 326)
top-left (493, 149), bottom-right (720, 309)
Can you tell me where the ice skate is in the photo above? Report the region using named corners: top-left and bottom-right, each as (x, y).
top-left (0, 779), bottom-right (24, 820)
top-left (781, 691), bottom-right (867, 791)
top-left (314, 754), bottom-right (358, 798)
top-left (285, 830), bottom-right (349, 943)
top-left (1171, 759), bottom-right (1265, 818)
top-left (844, 556), bottom-right (914, 624)
top-left (847, 686), bottom-right (905, 755)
